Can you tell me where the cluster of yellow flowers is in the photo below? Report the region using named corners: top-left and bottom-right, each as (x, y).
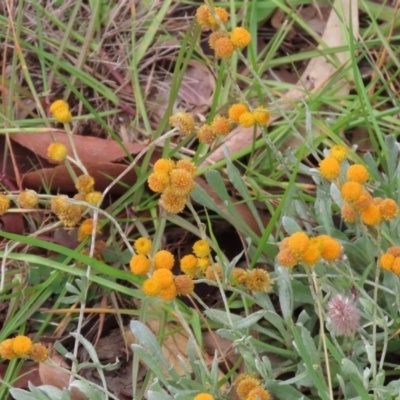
top-left (195, 5), bottom-right (251, 58)
top-left (130, 237), bottom-right (195, 301)
top-left (228, 103), bottom-right (270, 129)
top-left (234, 374), bottom-right (270, 400)
top-left (379, 246), bottom-right (400, 275)
top-left (277, 232), bottom-right (342, 268)
top-left (0, 335), bottom-right (48, 363)
top-left (319, 145), bottom-right (399, 226)
top-left (0, 190), bottom-right (40, 216)
top-left (147, 158), bottom-right (196, 214)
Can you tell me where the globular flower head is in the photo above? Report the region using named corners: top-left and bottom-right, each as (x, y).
top-left (287, 232), bottom-right (310, 255)
top-left (152, 268), bottom-right (174, 289)
top-left (234, 374), bottom-right (261, 399)
top-left (211, 115), bottom-right (231, 136)
top-left (361, 204), bottom-right (382, 226)
top-left (209, 31), bottom-right (227, 50)
top-left (244, 268), bottom-right (272, 292)
top-left (154, 158), bottom-right (175, 174)
top-left (231, 267), bottom-right (248, 285)
top-left (353, 191), bottom-right (372, 212)
top-left (130, 254), bottom-right (151, 275)
top-left (169, 169), bottom-right (195, 195)
top-left (247, 387), bottom-right (270, 400)
top-left (160, 189), bottom-right (187, 214)
top-left (47, 142), bottom-right (68, 162)
top-left (319, 157), bottom-right (340, 181)
top-left (153, 250), bottom-right (175, 270)
top-left (174, 275), bottom-right (194, 296)
top-left (214, 36), bottom-right (235, 58)
top-left (0, 339), bottom-right (17, 360)
top-left (277, 249), bottom-right (298, 268)
top-left (17, 189), bottom-right (38, 209)
top-left (0, 194), bottom-right (10, 216)
top-left (230, 27), bottom-right (251, 49)
top-left (142, 278), bottom-right (161, 297)
top-left (346, 164), bottom-right (368, 184)
top-left (49, 99), bottom-right (72, 123)
top-left (29, 343), bottom-right (48, 363)
top-left (58, 204), bottom-right (82, 227)
top-left (330, 145), bottom-right (347, 162)
top-left (319, 235), bottom-right (342, 262)
top-left (327, 294), bottom-right (360, 336)
top-left (159, 283), bottom-right (178, 301)
top-left (85, 191), bottom-right (102, 206)
top-left (340, 181), bottom-right (362, 202)
top-left (134, 237), bottom-right (152, 256)
top-left (195, 5), bottom-right (229, 30)
top-left (253, 106), bottom-right (270, 126)
top-left (176, 159), bottom-right (197, 176)
top-left (387, 246), bottom-right (400, 257)
top-left (51, 195), bottom-right (70, 215)
top-left (75, 174), bottom-right (95, 194)
top-left (193, 239), bottom-right (211, 257)
top-left (169, 112), bottom-right (195, 135)
top-left (197, 256), bottom-right (210, 274)
top-left (148, 172), bottom-right (170, 193)
top-left (197, 124), bottom-right (216, 144)
top-left (239, 111), bottom-right (256, 128)
top-left (341, 203), bottom-right (356, 223)
top-left (229, 103), bottom-right (248, 123)
top-left (194, 394), bottom-right (214, 400)
top-left (379, 253), bottom-right (394, 271)
top-left (180, 254), bottom-right (198, 277)
top-left (77, 218), bottom-right (100, 242)
top-left (300, 243), bottom-right (320, 266)
top-left (379, 199), bottom-right (399, 221)
top-left (205, 263), bottom-right (223, 281)
top-left (12, 335), bottom-right (32, 356)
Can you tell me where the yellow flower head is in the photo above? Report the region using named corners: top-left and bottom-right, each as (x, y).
top-left (230, 27), bottom-right (251, 49)
top-left (379, 199), bottom-right (399, 221)
top-left (58, 204), bottom-right (82, 227)
top-left (12, 335), bottom-right (32, 356)
top-left (244, 268), bottom-right (272, 292)
top-left (197, 257), bottom-right (210, 274)
top-left (300, 243), bottom-right (320, 266)
top-left (277, 249), bottom-right (298, 268)
top-left (330, 145), bottom-right (347, 162)
top-left (387, 246), bottom-right (400, 257)
top-left (211, 115), bottom-right (231, 136)
top-left (205, 263), bottom-right (223, 281)
top-left (169, 169), bottom-right (195, 195)
top-left (239, 111), bottom-right (256, 128)
top-left (154, 158), bottom-right (175, 174)
top-left (194, 394), bottom-right (214, 400)
top-left (209, 31), bottom-right (227, 50)
top-left (153, 250), bottom-right (175, 270)
top-left (174, 275), bottom-right (194, 296)
top-left (130, 254), bottom-right (151, 275)
top-left (180, 254), bottom-right (198, 277)
top-left (159, 283), bottom-right (178, 301)
top-left (319, 157), bottom-right (340, 181)
top-left (0, 339), bottom-right (17, 360)
top-left (340, 181), bottom-right (362, 203)
top-left (142, 278), bottom-right (162, 297)
top-left (392, 257), bottom-right (400, 275)
top-left (169, 112), bottom-right (195, 135)
top-left (75, 174), bottom-right (95, 194)
top-left (353, 191), bottom-right (372, 212)
top-left (234, 375), bottom-right (261, 399)
top-left (195, 5), bottom-right (229, 29)
top-left (197, 124), bottom-right (217, 144)
top-left (51, 195), bottom-right (71, 215)
top-left (17, 189), bottom-right (38, 209)
top-left (380, 253), bottom-right (394, 271)
top-left (0, 194), bottom-right (11, 216)
top-left (214, 36), bottom-right (235, 58)
top-left (47, 142), bottom-right (68, 162)
top-left (152, 268), bottom-right (174, 289)
top-left (253, 106), bottom-right (270, 126)
top-left (346, 164), bottom-right (369, 184)
top-left (361, 204), bottom-right (382, 226)
top-left (319, 235), bottom-right (342, 262)
top-left (78, 218), bottom-right (100, 242)
top-left (49, 99), bottom-right (72, 123)
top-left (148, 172), bottom-right (170, 193)
top-left (288, 232), bottom-right (310, 255)
top-left (341, 203), bottom-right (356, 223)
top-left (229, 103), bottom-right (248, 123)
top-left (176, 159), bottom-right (197, 176)
top-left (247, 388), bottom-right (270, 400)
top-left (134, 237), bottom-right (152, 256)
top-left (160, 189), bottom-right (187, 214)
top-left (85, 191), bottom-right (102, 206)
top-left (193, 239), bottom-right (211, 257)
top-left (29, 343), bottom-right (48, 363)
top-left (231, 267), bottom-right (248, 284)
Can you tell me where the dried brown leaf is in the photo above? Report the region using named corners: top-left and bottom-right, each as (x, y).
top-left (0, 363), bottom-right (42, 388)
